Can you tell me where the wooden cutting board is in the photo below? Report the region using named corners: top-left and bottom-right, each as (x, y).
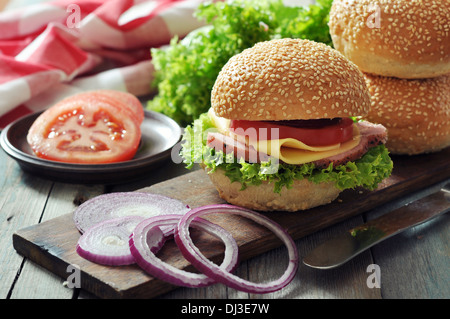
top-left (12, 148), bottom-right (450, 299)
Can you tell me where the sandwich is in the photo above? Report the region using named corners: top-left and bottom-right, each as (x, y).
top-left (180, 38), bottom-right (393, 211)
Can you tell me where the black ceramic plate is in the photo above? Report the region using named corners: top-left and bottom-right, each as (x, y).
top-left (0, 110), bottom-right (182, 184)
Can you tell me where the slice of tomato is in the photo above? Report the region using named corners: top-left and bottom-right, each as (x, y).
top-left (229, 118), bottom-right (354, 146)
top-left (91, 90), bottom-right (145, 124)
top-left (62, 90), bottom-right (144, 125)
top-left (27, 94), bottom-right (141, 164)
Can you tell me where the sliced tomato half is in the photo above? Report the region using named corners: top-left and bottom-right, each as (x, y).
top-left (91, 90), bottom-right (145, 124)
top-left (27, 94), bottom-right (141, 164)
top-left (230, 118), bottom-right (354, 146)
top-left (61, 90), bottom-right (144, 126)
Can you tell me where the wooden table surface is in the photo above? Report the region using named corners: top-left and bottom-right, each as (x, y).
top-left (1, 143), bottom-right (449, 300)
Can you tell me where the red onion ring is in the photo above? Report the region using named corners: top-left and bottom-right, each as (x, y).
top-left (76, 216), bottom-right (145, 266)
top-left (73, 192), bottom-right (190, 233)
top-left (129, 214), bottom-right (239, 288)
top-left (174, 204), bottom-right (299, 294)
top-left (74, 192), bottom-right (298, 293)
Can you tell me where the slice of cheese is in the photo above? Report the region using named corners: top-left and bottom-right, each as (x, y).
top-left (248, 124), bottom-right (360, 165)
top-left (274, 139), bottom-right (341, 152)
top-left (207, 107), bottom-right (361, 165)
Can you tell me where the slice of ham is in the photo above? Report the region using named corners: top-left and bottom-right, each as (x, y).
top-left (207, 132), bottom-right (271, 163)
top-left (312, 121), bottom-right (387, 169)
top-left (206, 121), bottom-right (388, 167)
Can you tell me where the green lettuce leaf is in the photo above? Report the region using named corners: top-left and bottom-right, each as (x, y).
top-left (181, 113), bottom-right (394, 193)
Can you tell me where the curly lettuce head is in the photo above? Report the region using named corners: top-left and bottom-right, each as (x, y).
top-left (180, 112), bottom-right (393, 194)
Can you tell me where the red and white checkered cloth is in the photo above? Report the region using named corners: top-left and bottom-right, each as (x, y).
top-left (0, 0), bottom-right (207, 129)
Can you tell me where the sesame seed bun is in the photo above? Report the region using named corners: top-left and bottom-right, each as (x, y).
top-left (364, 73), bottom-right (450, 155)
top-left (211, 38), bottom-right (371, 121)
top-left (205, 166), bottom-right (341, 212)
top-left (329, 0), bottom-right (450, 79)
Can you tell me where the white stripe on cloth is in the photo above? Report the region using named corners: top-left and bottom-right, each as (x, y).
top-left (0, 77), bottom-right (31, 116)
top-left (159, 0), bottom-right (205, 37)
top-left (18, 4), bottom-right (67, 37)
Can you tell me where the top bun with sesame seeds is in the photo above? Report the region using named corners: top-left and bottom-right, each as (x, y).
top-left (328, 0), bottom-right (450, 79)
top-left (364, 73), bottom-right (450, 155)
top-left (211, 38), bottom-right (371, 121)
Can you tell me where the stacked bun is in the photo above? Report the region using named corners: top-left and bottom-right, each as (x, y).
top-left (329, 0), bottom-right (450, 155)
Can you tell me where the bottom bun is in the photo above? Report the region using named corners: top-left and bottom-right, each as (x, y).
top-left (205, 167), bottom-right (341, 212)
top-left (364, 73), bottom-right (450, 155)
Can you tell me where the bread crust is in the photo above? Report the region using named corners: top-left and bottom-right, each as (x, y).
top-left (211, 38), bottom-right (371, 121)
top-left (205, 166), bottom-right (341, 212)
top-left (364, 73), bottom-right (450, 155)
top-left (328, 0), bottom-right (450, 79)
